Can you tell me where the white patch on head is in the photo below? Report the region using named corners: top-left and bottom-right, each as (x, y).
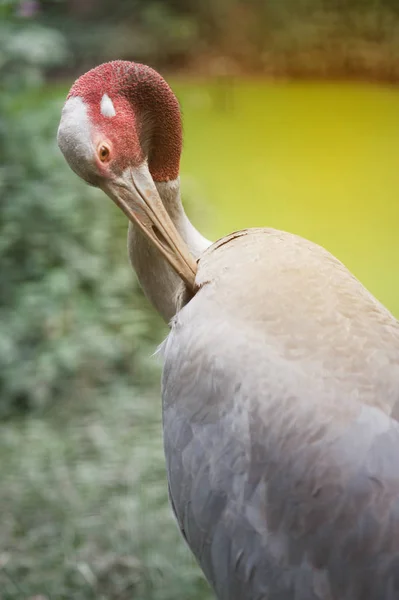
top-left (57, 96), bottom-right (96, 182)
top-left (100, 94), bottom-right (116, 118)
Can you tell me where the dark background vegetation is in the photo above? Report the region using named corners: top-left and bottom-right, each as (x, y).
top-left (41, 0), bottom-right (399, 80)
top-left (1, 0), bottom-right (398, 598)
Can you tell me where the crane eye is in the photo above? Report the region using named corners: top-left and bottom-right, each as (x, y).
top-left (98, 144), bottom-right (111, 162)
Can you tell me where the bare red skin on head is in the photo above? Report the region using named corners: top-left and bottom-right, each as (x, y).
top-left (68, 61), bottom-right (182, 182)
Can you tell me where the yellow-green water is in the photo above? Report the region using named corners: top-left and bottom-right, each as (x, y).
top-left (174, 81), bottom-right (399, 317)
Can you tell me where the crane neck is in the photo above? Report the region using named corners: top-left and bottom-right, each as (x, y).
top-left (127, 177), bottom-right (211, 323)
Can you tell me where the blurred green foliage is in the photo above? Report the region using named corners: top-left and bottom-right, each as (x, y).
top-left (0, 390), bottom-right (211, 599)
top-left (36, 0), bottom-right (399, 80)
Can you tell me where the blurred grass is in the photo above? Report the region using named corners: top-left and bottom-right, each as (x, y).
top-left (2, 78), bottom-right (398, 599)
top-left (0, 389), bottom-right (211, 600)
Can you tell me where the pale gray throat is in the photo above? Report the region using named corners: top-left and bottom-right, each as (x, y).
top-left (127, 178), bottom-right (211, 323)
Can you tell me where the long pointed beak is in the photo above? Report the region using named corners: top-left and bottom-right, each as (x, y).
top-left (103, 164), bottom-right (198, 292)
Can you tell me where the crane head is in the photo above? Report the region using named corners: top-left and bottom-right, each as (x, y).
top-left (57, 61), bottom-right (197, 291)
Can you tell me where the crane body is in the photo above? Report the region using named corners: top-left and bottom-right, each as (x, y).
top-left (162, 228), bottom-right (399, 599)
top-left (57, 61), bottom-right (399, 599)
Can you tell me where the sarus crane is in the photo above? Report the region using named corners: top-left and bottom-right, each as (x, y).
top-left (58, 61), bottom-right (399, 600)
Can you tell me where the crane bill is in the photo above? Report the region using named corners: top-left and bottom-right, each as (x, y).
top-left (103, 164), bottom-right (198, 293)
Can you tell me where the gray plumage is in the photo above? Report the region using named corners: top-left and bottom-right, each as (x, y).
top-left (162, 229), bottom-right (399, 600)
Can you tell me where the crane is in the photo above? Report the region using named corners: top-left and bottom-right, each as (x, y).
top-left (58, 61), bottom-right (399, 600)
